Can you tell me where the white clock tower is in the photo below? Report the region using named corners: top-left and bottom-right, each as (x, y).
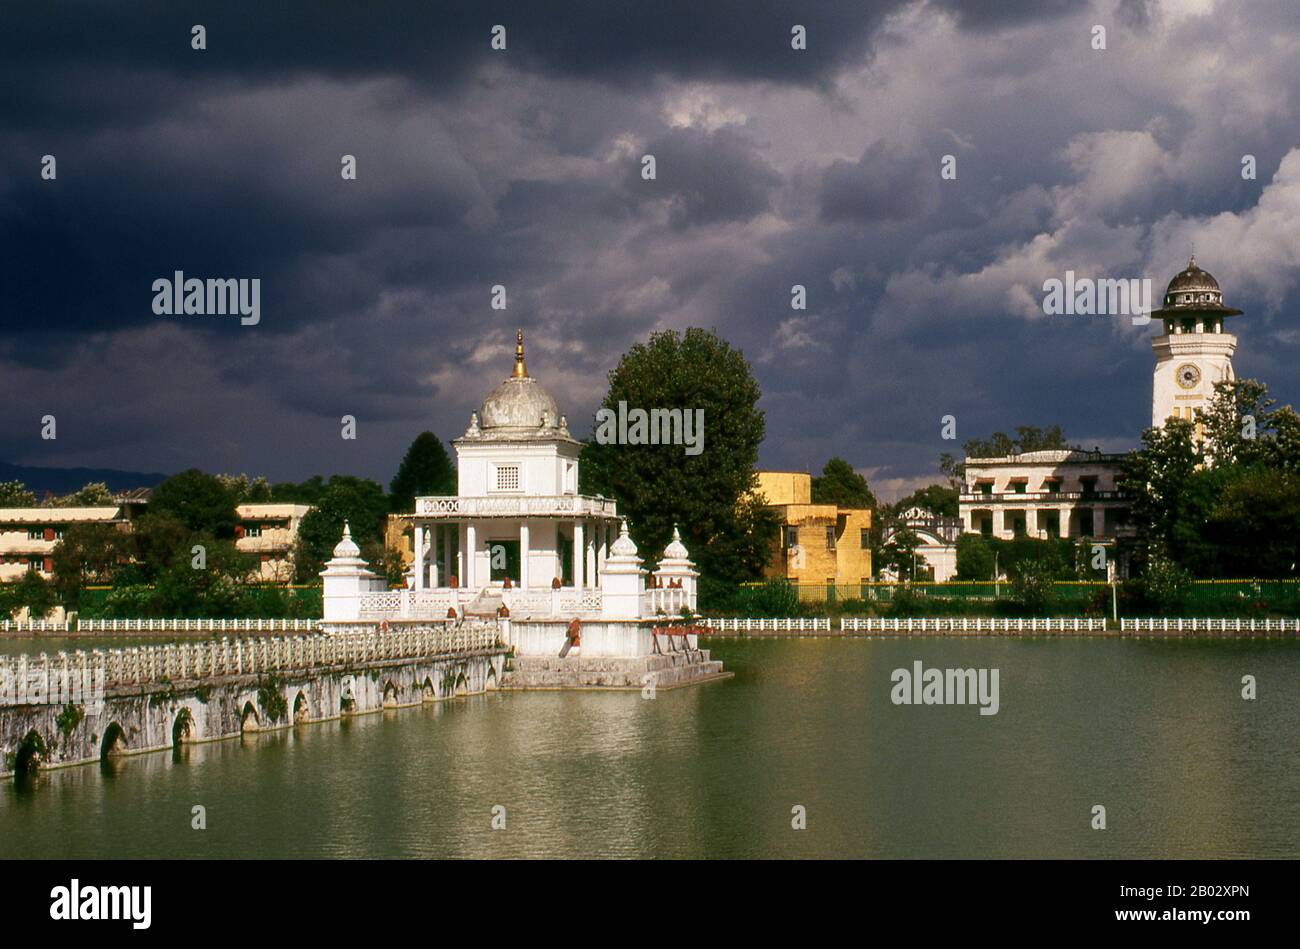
top-left (1150, 257), bottom-right (1241, 431)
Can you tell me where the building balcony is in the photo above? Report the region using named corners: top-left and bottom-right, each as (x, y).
top-left (357, 585), bottom-right (606, 620)
top-left (961, 490), bottom-right (1127, 503)
top-left (412, 495), bottom-right (619, 519)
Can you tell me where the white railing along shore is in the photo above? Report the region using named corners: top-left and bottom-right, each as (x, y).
top-left (707, 617), bottom-right (832, 633)
top-left (0, 624), bottom-right (502, 707)
top-left (0, 620), bottom-right (72, 633)
top-left (840, 616), bottom-right (1106, 633)
top-left (1119, 617), bottom-right (1300, 633)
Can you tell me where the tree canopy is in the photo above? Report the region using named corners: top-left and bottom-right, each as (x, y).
top-left (148, 469), bottom-right (238, 538)
top-left (580, 328), bottom-right (778, 604)
top-left (389, 431), bottom-right (456, 513)
top-left (810, 457), bottom-right (877, 509)
top-left (1120, 379), bottom-right (1300, 578)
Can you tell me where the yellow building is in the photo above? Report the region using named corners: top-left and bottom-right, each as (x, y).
top-left (753, 471), bottom-right (872, 599)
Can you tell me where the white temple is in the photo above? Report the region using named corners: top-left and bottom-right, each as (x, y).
top-left (320, 331), bottom-right (700, 661)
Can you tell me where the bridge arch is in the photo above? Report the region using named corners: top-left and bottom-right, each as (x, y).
top-left (484, 666), bottom-right (498, 691)
top-left (382, 681), bottom-right (399, 708)
top-left (454, 671), bottom-right (468, 697)
top-left (13, 730), bottom-right (46, 775)
top-left (100, 722), bottom-right (128, 760)
top-left (293, 691), bottom-right (310, 724)
top-left (421, 676), bottom-right (436, 703)
top-left (240, 701), bottom-right (261, 734)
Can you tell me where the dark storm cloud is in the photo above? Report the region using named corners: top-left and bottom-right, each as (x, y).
top-left (816, 141), bottom-right (938, 223)
top-left (629, 127), bottom-right (783, 228)
top-left (2, 0), bottom-right (1299, 493)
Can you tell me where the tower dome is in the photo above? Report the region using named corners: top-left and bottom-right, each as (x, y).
top-left (473, 330), bottom-right (563, 433)
top-left (1156, 256), bottom-right (1241, 314)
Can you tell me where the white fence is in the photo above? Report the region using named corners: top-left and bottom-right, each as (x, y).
top-left (0, 624), bottom-right (503, 707)
top-left (1120, 617), bottom-right (1300, 633)
top-left (840, 616), bottom-right (1106, 633)
top-left (706, 617), bottom-right (832, 633)
top-left (0, 620), bottom-right (71, 633)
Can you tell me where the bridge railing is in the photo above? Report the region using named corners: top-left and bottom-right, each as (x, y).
top-left (75, 618), bottom-right (319, 634)
top-left (0, 624), bottom-right (502, 707)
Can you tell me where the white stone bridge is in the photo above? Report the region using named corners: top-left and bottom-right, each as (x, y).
top-left (0, 622), bottom-right (506, 778)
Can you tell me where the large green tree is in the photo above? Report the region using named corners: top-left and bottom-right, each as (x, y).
top-left (50, 523), bottom-right (132, 607)
top-left (810, 457), bottom-right (878, 509)
top-left (580, 328), bottom-right (778, 604)
top-left (148, 469), bottom-right (238, 538)
top-left (389, 432), bottom-right (456, 513)
top-left (1121, 379), bottom-right (1300, 578)
top-left (293, 476), bottom-right (389, 580)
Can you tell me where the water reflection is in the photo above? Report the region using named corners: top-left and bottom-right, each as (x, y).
top-left (2, 638), bottom-right (1297, 859)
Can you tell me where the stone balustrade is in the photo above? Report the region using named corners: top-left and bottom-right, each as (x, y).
top-left (0, 624), bottom-right (501, 707)
top-left (76, 618), bottom-right (319, 634)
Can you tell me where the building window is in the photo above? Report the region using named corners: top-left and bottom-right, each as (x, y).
top-left (27, 528), bottom-right (42, 540)
top-left (1040, 511), bottom-right (1060, 536)
top-left (245, 525), bottom-right (263, 538)
top-left (860, 528), bottom-right (870, 549)
top-left (979, 482), bottom-right (993, 496)
top-left (1079, 509), bottom-right (1094, 537)
top-left (28, 557), bottom-right (44, 571)
top-left (1044, 479), bottom-right (1061, 494)
top-left (495, 465), bottom-right (520, 491)
top-left (783, 526), bottom-right (799, 548)
top-left (1011, 481), bottom-right (1027, 494)
top-left (980, 518), bottom-right (992, 538)
top-left (825, 526), bottom-right (836, 550)
top-left (1080, 477), bottom-right (1097, 498)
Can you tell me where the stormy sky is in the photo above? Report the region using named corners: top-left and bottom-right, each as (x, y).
top-left (2, 0), bottom-right (1298, 499)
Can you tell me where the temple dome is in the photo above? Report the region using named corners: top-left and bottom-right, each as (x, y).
top-left (471, 329), bottom-right (565, 434)
top-left (332, 522), bottom-right (361, 559)
top-left (480, 377), bottom-right (561, 430)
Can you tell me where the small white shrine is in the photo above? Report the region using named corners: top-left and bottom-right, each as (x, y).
top-left (320, 331), bottom-right (700, 660)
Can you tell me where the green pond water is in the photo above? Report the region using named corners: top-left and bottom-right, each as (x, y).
top-left (1, 636), bottom-right (1297, 858)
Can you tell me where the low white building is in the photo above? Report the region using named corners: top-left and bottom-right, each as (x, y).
top-left (0, 506), bottom-right (128, 582)
top-left (236, 503), bottom-right (312, 582)
top-left (321, 331), bottom-right (700, 660)
top-left (880, 506), bottom-right (962, 583)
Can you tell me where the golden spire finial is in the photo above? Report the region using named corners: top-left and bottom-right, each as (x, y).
top-left (512, 328), bottom-right (528, 378)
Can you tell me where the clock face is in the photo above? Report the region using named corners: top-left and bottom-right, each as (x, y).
top-left (1176, 363), bottom-right (1201, 390)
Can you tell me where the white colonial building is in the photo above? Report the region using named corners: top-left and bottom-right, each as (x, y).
top-left (951, 258), bottom-right (1243, 572)
top-left (320, 331), bottom-right (700, 660)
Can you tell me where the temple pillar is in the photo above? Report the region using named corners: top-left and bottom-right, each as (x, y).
top-left (465, 523), bottom-right (478, 589)
top-left (416, 525), bottom-right (428, 590)
top-left (519, 522), bottom-right (530, 589)
top-left (444, 524), bottom-right (454, 587)
top-left (429, 525), bottom-right (439, 588)
top-left (573, 520), bottom-right (585, 588)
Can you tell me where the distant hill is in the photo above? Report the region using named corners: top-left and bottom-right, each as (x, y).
top-left (0, 460), bottom-right (170, 497)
